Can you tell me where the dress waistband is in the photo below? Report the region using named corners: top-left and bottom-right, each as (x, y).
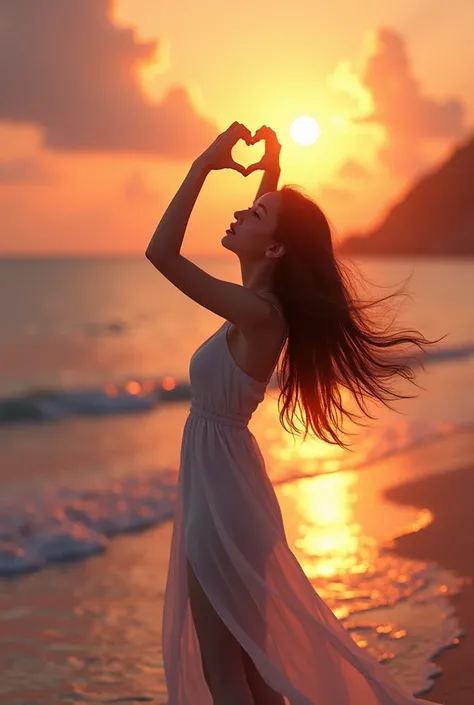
top-left (189, 399), bottom-right (250, 428)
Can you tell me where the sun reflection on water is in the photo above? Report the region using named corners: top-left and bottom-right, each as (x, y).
top-left (250, 397), bottom-right (463, 688)
top-left (255, 401), bottom-right (444, 634)
top-left (286, 472), bottom-right (372, 582)
top-left (279, 470), bottom-right (392, 621)
top-left (268, 431), bottom-right (346, 481)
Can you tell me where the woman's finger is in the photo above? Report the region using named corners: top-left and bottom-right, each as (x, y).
top-left (238, 123), bottom-right (253, 145)
top-left (244, 159), bottom-right (265, 175)
top-left (252, 125), bottom-right (277, 144)
top-left (243, 125), bottom-right (253, 145)
top-left (228, 159), bottom-right (248, 176)
top-left (226, 122), bottom-right (252, 145)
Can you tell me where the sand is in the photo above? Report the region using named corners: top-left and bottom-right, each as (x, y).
top-left (386, 465), bottom-right (474, 705)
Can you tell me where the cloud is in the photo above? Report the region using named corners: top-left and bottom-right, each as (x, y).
top-left (0, 0), bottom-right (217, 157)
top-left (318, 185), bottom-right (353, 203)
top-left (0, 156), bottom-right (54, 184)
top-left (337, 160), bottom-right (370, 180)
top-left (121, 171), bottom-right (160, 203)
top-left (331, 28), bottom-right (466, 173)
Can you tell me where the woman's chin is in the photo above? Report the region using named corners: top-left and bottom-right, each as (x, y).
top-left (221, 233), bottom-right (234, 251)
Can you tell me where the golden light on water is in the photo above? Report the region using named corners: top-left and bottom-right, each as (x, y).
top-left (161, 376), bottom-right (177, 391)
top-left (281, 472), bottom-right (370, 585)
top-left (125, 380), bottom-right (142, 395)
top-left (290, 116), bottom-right (321, 146)
top-left (257, 400), bottom-right (437, 626)
top-left (142, 379), bottom-right (157, 393)
top-left (104, 382), bottom-right (118, 397)
top-left (268, 429), bottom-right (346, 481)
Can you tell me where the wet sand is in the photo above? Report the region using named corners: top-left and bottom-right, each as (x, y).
top-left (386, 465), bottom-right (474, 705)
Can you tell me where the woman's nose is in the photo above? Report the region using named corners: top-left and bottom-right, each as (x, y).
top-left (234, 209), bottom-right (245, 221)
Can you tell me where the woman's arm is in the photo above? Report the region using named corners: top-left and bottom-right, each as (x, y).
top-left (247, 126), bottom-right (282, 202)
top-left (146, 122), bottom-right (251, 261)
top-left (255, 165), bottom-right (281, 201)
top-left (145, 122), bottom-right (275, 331)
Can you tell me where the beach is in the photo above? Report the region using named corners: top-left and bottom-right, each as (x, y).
top-left (388, 462), bottom-right (474, 705)
top-left (1, 426), bottom-right (473, 703)
top-left (1, 256), bottom-right (473, 703)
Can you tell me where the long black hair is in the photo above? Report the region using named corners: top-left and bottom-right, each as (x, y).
top-left (272, 185), bottom-right (437, 448)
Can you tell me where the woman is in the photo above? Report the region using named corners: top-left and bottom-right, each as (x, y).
top-left (146, 122), bottom-right (439, 705)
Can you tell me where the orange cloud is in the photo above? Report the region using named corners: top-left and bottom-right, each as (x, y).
top-left (332, 28), bottom-right (467, 174)
top-left (0, 156), bottom-right (54, 184)
top-left (121, 171), bottom-right (160, 203)
top-left (359, 28), bottom-right (466, 171)
top-left (0, 0), bottom-right (217, 156)
top-left (337, 160), bottom-right (370, 180)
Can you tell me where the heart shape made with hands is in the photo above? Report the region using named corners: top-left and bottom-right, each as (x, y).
top-left (231, 135), bottom-right (265, 175)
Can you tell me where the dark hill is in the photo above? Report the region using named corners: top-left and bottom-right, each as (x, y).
top-left (340, 136), bottom-right (474, 256)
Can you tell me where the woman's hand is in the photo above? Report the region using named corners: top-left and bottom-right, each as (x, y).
top-left (246, 125), bottom-right (281, 175)
top-left (194, 122), bottom-right (252, 176)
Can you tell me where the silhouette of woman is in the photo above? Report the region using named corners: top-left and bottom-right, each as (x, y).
top-left (146, 122), bottom-right (438, 705)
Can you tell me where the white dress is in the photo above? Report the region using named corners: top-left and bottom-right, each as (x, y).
top-left (162, 315), bottom-right (441, 705)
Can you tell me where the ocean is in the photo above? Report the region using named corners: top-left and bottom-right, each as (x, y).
top-left (1, 255), bottom-right (473, 704)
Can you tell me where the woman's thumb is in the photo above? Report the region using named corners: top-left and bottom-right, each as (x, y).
top-left (229, 160), bottom-right (247, 176)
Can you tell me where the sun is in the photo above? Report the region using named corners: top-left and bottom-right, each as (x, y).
top-left (290, 116), bottom-right (321, 146)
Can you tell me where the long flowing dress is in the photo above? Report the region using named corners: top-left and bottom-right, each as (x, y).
top-left (162, 313), bottom-right (441, 705)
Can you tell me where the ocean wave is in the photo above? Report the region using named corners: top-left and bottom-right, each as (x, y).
top-left (0, 464), bottom-right (462, 697)
top-left (0, 470), bottom-right (177, 576)
top-left (1, 342), bottom-right (472, 427)
top-left (277, 421), bottom-right (474, 487)
top-left (416, 341), bottom-right (474, 365)
top-left (0, 378), bottom-right (191, 425)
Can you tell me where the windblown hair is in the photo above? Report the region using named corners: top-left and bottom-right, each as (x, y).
top-left (272, 185), bottom-right (438, 448)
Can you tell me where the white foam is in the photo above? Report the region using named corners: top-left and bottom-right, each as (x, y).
top-left (0, 466), bottom-right (464, 697)
top-left (0, 470), bottom-right (177, 576)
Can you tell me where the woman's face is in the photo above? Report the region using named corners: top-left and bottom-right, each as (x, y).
top-left (221, 191), bottom-right (283, 260)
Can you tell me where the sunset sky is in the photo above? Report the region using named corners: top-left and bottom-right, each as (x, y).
top-left (0, 0), bottom-right (473, 256)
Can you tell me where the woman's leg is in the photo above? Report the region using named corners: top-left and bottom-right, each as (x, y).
top-left (241, 646), bottom-right (286, 705)
top-left (186, 558), bottom-right (254, 705)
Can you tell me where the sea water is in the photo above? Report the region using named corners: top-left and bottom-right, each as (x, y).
top-left (1, 256), bottom-right (473, 700)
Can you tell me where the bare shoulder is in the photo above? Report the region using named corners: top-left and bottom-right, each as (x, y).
top-left (227, 293), bottom-right (287, 383)
top-left (256, 293), bottom-right (287, 335)
top-left (258, 292), bottom-right (284, 315)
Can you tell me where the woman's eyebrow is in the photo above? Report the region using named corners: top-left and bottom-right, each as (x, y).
top-left (256, 203), bottom-right (268, 215)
